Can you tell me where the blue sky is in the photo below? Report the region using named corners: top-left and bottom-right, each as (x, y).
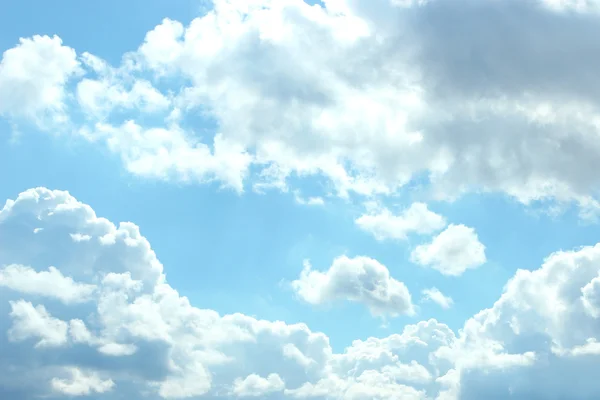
top-left (3, 0), bottom-right (600, 399)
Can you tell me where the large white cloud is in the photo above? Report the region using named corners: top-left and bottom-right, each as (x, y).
top-left (5, 0), bottom-right (600, 212)
top-left (126, 0), bottom-right (600, 211)
top-left (0, 188), bottom-right (439, 399)
top-left (3, 188), bottom-right (600, 399)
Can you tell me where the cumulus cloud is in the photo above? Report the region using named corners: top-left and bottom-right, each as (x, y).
top-left (7, 300), bottom-right (69, 348)
top-left (76, 52), bottom-right (171, 118)
top-left (421, 287), bottom-right (453, 310)
top-left (356, 202), bottom-right (446, 241)
top-left (51, 367), bottom-right (115, 396)
top-left (6, 0), bottom-right (600, 397)
top-left (0, 265), bottom-right (96, 304)
top-left (411, 224), bottom-right (486, 276)
top-left (0, 35), bottom-right (80, 123)
top-left (291, 256), bottom-right (415, 318)
top-left (4, 0), bottom-right (600, 211)
top-left (232, 373), bottom-right (285, 397)
top-left (4, 187), bottom-right (600, 399)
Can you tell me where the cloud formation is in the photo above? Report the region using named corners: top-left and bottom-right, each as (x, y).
top-left (2, 188), bottom-right (600, 399)
top-left (3, 0), bottom-right (600, 212)
top-left (356, 203), bottom-right (446, 241)
top-left (411, 224), bottom-right (486, 276)
top-left (292, 256), bottom-right (415, 318)
top-left (4, 0), bottom-right (600, 399)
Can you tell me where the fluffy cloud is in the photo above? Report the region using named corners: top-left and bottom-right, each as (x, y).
top-left (0, 188), bottom-right (434, 399)
top-left (0, 265), bottom-right (96, 304)
top-left (81, 120), bottom-right (252, 192)
top-left (233, 373), bottom-right (285, 397)
top-left (4, 188), bottom-right (600, 399)
top-left (76, 51), bottom-right (170, 119)
top-left (4, 0), bottom-right (600, 211)
top-left (291, 256), bottom-right (415, 318)
top-left (421, 288), bottom-right (453, 310)
top-left (355, 203), bottom-right (446, 241)
top-left (51, 367), bottom-right (115, 396)
top-left (0, 35), bottom-right (80, 124)
top-left (125, 0), bottom-right (600, 211)
top-left (7, 0), bottom-right (600, 398)
top-left (7, 300), bottom-right (69, 348)
top-left (411, 224), bottom-right (486, 276)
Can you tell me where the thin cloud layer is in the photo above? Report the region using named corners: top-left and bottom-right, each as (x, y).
top-left (421, 288), bottom-right (453, 310)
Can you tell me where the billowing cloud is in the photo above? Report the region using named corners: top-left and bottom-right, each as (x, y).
top-left (0, 35), bottom-right (80, 124)
top-left (0, 265), bottom-right (96, 304)
top-left (6, 0), bottom-right (600, 398)
top-left (411, 224), bottom-right (486, 276)
top-left (3, 188), bottom-right (600, 399)
top-left (233, 373), bottom-right (285, 397)
top-left (7, 300), bottom-right (69, 348)
top-left (3, 0), bottom-right (600, 211)
top-left (291, 256), bottom-right (415, 318)
top-left (51, 367), bottom-right (115, 396)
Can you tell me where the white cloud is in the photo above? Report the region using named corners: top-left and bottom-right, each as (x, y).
top-left (411, 224), bottom-right (486, 276)
top-left (5, 0), bottom-right (600, 211)
top-left (7, 300), bottom-right (69, 348)
top-left (6, 187), bottom-right (600, 399)
top-left (356, 202), bottom-right (446, 241)
top-left (293, 191), bottom-right (325, 206)
top-left (233, 373), bottom-right (285, 397)
top-left (0, 265), bottom-right (96, 304)
top-left (81, 120), bottom-right (252, 192)
top-left (76, 52), bottom-right (171, 119)
top-left (70, 233), bottom-right (92, 242)
top-left (421, 287), bottom-right (453, 309)
top-left (0, 35), bottom-right (80, 123)
top-left (291, 256), bottom-right (415, 317)
top-left (432, 243), bottom-right (600, 399)
top-left (51, 367), bottom-right (115, 396)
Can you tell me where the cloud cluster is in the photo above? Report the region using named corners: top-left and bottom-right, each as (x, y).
top-left (4, 0), bottom-right (600, 399)
top-left (4, 0), bottom-right (600, 212)
top-left (2, 187), bottom-right (600, 399)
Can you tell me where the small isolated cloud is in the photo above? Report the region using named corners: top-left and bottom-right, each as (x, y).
top-left (411, 224), bottom-right (486, 276)
top-left (293, 191), bottom-right (325, 206)
top-left (421, 287), bottom-right (454, 309)
top-left (232, 373), bottom-right (285, 397)
top-left (291, 256), bottom-right (415, 317)
top-left (356, 202), bottom-right (446, 241)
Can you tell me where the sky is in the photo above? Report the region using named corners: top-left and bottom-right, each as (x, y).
top-left (2, 0), bottom-right (600, 399)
